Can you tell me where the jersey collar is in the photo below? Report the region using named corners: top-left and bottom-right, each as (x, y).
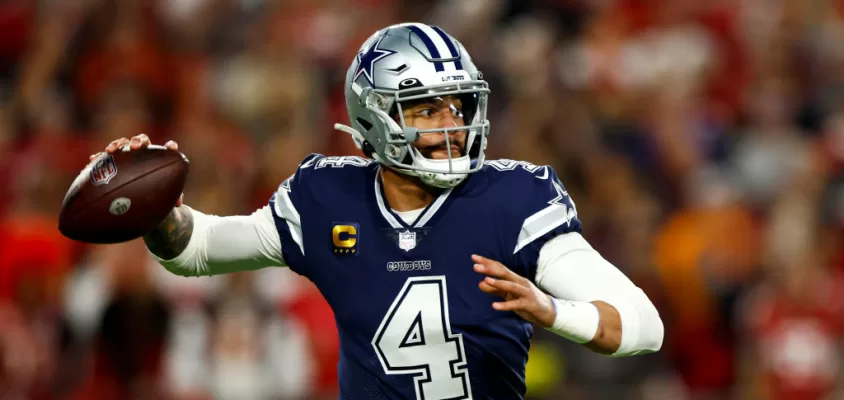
top-left (373, 166), bottom-right (454, 229)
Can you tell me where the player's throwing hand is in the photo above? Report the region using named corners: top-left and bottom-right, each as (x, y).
top-left (473, 254), bottom-right (557, 328)
top-left (90, 133), bottom-right (184, 207)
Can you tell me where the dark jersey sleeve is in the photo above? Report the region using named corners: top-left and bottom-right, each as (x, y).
top-left (266, 153), bottom-right (374, 277)
top-left (503, 165), bottom-right (582, 281)
top-left (266, 153), bottom-right (321, 276)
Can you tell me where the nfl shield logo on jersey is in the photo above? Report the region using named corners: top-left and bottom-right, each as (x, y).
top-left (398, 230), bottom-right (416, 251)
top-left (90, 155), bottom-right (118, 186)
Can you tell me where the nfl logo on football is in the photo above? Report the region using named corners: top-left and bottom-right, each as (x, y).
top-left (398, 230), bottom-right (416, 251)
top-left (90, 156), bottom-right (118, 186)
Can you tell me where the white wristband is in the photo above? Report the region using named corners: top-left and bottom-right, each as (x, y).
top-left (547, 298), bottom-right (600, 344)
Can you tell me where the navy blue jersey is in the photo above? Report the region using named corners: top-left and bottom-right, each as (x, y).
top-left (268, 154), bottom-right (582, 400)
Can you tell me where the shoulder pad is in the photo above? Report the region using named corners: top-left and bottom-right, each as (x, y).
top-left (299, 154), bottom-right (374, 170)
top-left (476, 159), bottom-right (554, 191)
top-left (281, 153), bottom-right (375, 205)
top-left (482, 159), bottom-right (552, 179)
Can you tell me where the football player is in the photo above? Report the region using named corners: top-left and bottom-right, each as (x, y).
top-left (96, 23), bottom-right (663, 399)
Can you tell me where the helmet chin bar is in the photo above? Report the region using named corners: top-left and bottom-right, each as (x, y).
top-left (383, 153), bottom-right (473, 189)
top-left (383, 134), bottom-right (483, 189)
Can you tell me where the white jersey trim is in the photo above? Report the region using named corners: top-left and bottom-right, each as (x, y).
top-left (513, 202), bottom-right (576, 254)
top-left (374, 167), bottom-right (453, 228)
top-left (273, 183), bottom-right (305, 255)
top-left (414, 187), bottom-right (452, 228)
top-left (374, 168), bottom-right (404, 229)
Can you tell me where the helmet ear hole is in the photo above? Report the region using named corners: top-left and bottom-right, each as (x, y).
top-left (356, 117), bottom-right (373, 132)
top-left (356, 117), bottom-right (376, 158)
top-left (362, 140), bottom-right (376, 158)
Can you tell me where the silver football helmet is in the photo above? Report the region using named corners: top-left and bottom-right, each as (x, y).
top-left (334, 23), bottom-right (490, 188)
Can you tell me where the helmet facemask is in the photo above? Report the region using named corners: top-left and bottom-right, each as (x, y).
top-left (365, 80), bottom-right (491, 188)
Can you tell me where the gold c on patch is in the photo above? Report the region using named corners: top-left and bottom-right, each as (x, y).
top-left (332, 223), bottom-right (360, 255)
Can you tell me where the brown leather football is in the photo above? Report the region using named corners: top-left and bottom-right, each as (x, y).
top-left (58, 145), bottom-right (189, 244)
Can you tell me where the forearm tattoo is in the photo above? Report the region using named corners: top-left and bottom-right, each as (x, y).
top-left (143, 206), bottom-right (194, 260)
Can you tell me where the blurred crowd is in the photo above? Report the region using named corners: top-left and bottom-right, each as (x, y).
top-left (1, 0), bottom-right (844, 399)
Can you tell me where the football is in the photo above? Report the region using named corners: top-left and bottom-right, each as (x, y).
top-left (58, 145), bottom-right (189, 244)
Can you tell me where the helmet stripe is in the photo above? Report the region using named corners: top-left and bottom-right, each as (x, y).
top-left (406, 24), bottom-right (450, 72)
top-left (430, 26), bottom-right (463, 70)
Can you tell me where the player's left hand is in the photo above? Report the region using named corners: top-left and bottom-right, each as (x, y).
top-left (472, 254), bottom-right (556, 328)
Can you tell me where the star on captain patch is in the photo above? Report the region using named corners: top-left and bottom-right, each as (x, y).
top-left (398, 230), bottom-right (417, 252)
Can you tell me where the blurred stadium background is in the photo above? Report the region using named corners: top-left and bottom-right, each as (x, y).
top-left (1, 0), bottom-right (844, 399)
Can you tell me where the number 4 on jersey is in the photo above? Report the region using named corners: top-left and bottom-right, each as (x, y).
top-left (372, 276), bottom-right (473, 400)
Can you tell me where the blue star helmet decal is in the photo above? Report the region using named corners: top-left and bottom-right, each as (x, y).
top-left (354, 35), bottom-right (397, 87)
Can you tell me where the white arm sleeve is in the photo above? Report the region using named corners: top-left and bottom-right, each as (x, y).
top-left (535, 232), bottom-right (664, 357)
top-left (149, 205), bottom-right (286, 277)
